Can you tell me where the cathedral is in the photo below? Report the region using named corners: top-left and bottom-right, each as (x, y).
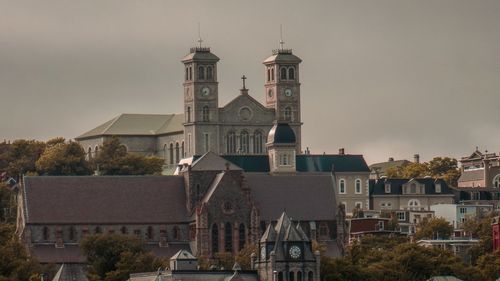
top-left (76, 45), bottom-right (304, 168)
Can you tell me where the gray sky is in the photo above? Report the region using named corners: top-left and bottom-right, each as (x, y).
top-left (1, 0), bottom-right (499, 164)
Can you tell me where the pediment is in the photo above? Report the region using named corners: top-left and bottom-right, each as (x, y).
top-left (220, 94), bottom-right (274, 123)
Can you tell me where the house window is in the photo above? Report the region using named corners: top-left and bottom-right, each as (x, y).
top-left (308, 271), bottom-right (313, 281)
top-left (211, 224), bottom-right (218, 254)
top-left (146, 226), bottom-right (154, 240)
top-left (69, 226), bottom-right (76, 241)
top-left (226, 132), bottom-right (236, 154)
top-left (43, 226), bottom-right (49, 241)
top-left (224, 222), bottom-right (233, 252)
top-left (278, 272), bottom-right (283, 281)
top-left (240, 131), bottom-right (249, 153)
top-left (396, 211), bottom-right (406, 221)
top-left (410, 183), bottom-right (417, 194)
top-left (185, 67), bottom-right (189, 81)
top-left (202, 106), bottom-right (209, 122)
top-left (284, 107), bottom-right (292, 121)
top-left (385, 184), bottom-right (391, 193)
top-left (377, 221), bottom-right (384, 230)
top-left (408, 199), bottom-right (420, 210)
top-left (355, 179), bottom-right (362, 194)
top-left (280, 153), bottom-right (290, 166)
top-left (459, 207), bottom-right (467, 214)
top-left (339, 179), bottom-right (346, 194)
top-left (435, 183), bottom-right (441, 193)
top-left (319, 222), bottom-right (329, 237)
top-left (188, 66), bottom-right (192, 80)
top-left (121, 227), bottom-right (128, 234)
top-left (95, 226), bottom-right (102, 234)
top-left (289, 272), bottom-right (295, 281)
top-left (471, 192), bottom-right (480, 200)
top-left (172, 226), bottom-right (180, 240)
top-left (355, 202), bottom-right (362, 209)
top-left (493, 174), bottom-right (500, 188)
top-left (253, 130), bottom-right (263, 154)
top-left (181, 141), bottom-right (185, 157)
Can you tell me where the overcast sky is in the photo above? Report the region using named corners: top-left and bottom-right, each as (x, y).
top-left (1, 0), bottom-right (499, 164)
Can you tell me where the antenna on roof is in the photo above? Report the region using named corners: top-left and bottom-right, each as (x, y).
top-left (197, 22), bottom-right (203, 48)
top-left (279, 24), bottom-right (285, 50)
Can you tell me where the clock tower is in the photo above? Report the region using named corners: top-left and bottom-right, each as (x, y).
top-left (263, 48), bottom-right (303, 153)
top-left (253, 212), bottom-right (320, 281)
top-left (181, 46), bottom-right (220, 157)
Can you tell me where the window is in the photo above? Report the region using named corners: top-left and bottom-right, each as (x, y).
top-left (175, 143), bottom-right (180, 163)
top-left (410, 183), bottom-right (417, 194)
top-left (408, 199), bottom-right (420, 210)
top-left (121, 227), bottom-right (128, 234)
top-left (493, 174), bottom-right (500, 188)
top-left (240, 131), bottom-right (249, 154)
top-left (206, 66), bottom-right (213, 80)
top-left (471, 191), bottom-right (480, 200)
top-left (319, 222), bottom-right (329, 237)
top-left (289, 272), bottom-right (295, 281)
top-left (185, 67), bottom-right (189, 81)
top-left (271, 68), bottom-right (275, 81)
top-left (173, 226), bottom-right (180, 240)
top-left (69, 226), bottom-right (76, 241)
top-left (224, 222), bottom-right (232, 252)
top-left (339, 179), bottom-right (346, 194)
top-left (267, 68), bottom-right (271, 82)
top-left (280, 67), bottom-right (287, 80)
top-left (226, 132), bottom-right (236, 154)
top-left (204, 134), bottom-right (209, 153)
top-left (355, 202), bottom-right (362, 209)
top-left (288, 67), bottom-right (295, 80)
top-left (187, 107), bottom-right (191, 123)
top-left (435, 183), bottom-right (441, 193)
top-left (211, 224), bottom-right (218, 254)
top-left (43, 226), bottom-right (49, 241)
top-left (134, 229), bottom-right (141, 237)
top-left (87, 147), bottom-right (92, 160)
top-left (278, 272), bottom-right (283, 281)
top-left (181, 141), bottom-right (185, 157)
top-left (95, 226), bottom-right (102, 234)
top-left (253, 131), bottom-right (263, 154)
top-left (197, 66), bottom-right (205, 80)
top-left (94, 146), bottom-right (99, 157)
top-left (385, 184), bottom-right (391, 193)
top-left (308, 271), bottom-right (313, 281)
top-left (459, 207), bottom-right (467, 214)
top-left (169, 143), bottom-right (174, 164)
top-left (396, 211), bottom-right (406, 221)
top-left (280, 153), bottom-right (290, 166)
top-left (238, 224), bottom-right (246, 250)
top-left (284, 107), bottom-right (292, 121)
top-left (146, 226), bottom-right (154, 240)
top-left (188, 66), bottom-right (192, 80)
top-left (297, 271), bottom-right (302, 281)
top-left (202, 106), bottom-right (209, 122)
top-left (355, 179), bottom-right (362, 194)
top-left (377, 221), bottom-right (384, 230)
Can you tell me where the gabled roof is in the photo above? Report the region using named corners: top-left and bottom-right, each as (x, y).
top-left (23, 176), bottom-right (188, 224)
top-left (221, 91), bottom-right (270, 113)
top-left (76, 113), bottom-right (184, 139)
top-left (191, 152), bottom-right (242, 171)
top-left (170, 249), bottom-right (196, 261)
top-left (260, 224), bottom-right (277, 243)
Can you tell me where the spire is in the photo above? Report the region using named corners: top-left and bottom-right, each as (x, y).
top-left (279, 24), bottom-right (285, 50)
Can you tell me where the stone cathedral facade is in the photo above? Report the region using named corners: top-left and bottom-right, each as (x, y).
top-left (76, 46), bottom-right (304, 165)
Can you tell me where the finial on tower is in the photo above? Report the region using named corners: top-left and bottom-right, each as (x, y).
top-left (197, 22), bottom-right (203, 48)
top-left (279, 24), bottom-right (285, 50)
top-left (241, 75), bottom-right (247, 89)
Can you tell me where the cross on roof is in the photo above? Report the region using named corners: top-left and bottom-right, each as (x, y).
top-left (241, 75), bottom-right (247, 89)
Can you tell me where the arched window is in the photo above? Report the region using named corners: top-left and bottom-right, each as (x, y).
top-left (289, 272), bottom-right (295, 281)
top-left (493, 174), bottom-right (500, 188)
top-left (267, 68), bottom-right (271, 82)
top-left (224, 222), bottom-right (232, 252)
top-left (187, 107), bottom-right (191, 123)
top-left (43, 226), bottom-right (49, 241)
top-left (169, 143), bottom-right (174, 164)
top-left (207, 66), bottom-right (213, 80)
top-left (288, 67), bottom-right (295, 80)
top-left (94, 146), bottom-right (99, 157)
top-left (173, 226), bottom-right (180, 240)
top-left (339, 179), bottom-right (346, 194)
top-left (254, 131), bottom-right (263, 154)
top-left (69, 226), bottom-right (76, 241)
top-left (271, 68), bottom-right (275, 81)
top-left (163, 144), bottom-right (168, 163)
top-left (227, 132), bottom-right (236, 154)
top-left (198, 66), bottom-right (205, 80)
top-left (308, 271), bottom-right (313, 281)
top-left (238, 224), bottom-right (246, 250)
top-left (297, 271), bottom-right (302, 281)
top-left (181, 141), bottom-right (185, 158)
top-left (408, 199), bottom-right (421, 210)
top-left (121, 226), bottom-right (128, 234)
top-left (185, 67), bottom-right (189, 81)
top-left (355, 179), bottom-right (362, 194)
top-left (146, 226), bottom-right (154, 240)
top-left (211, 223), bottom-right (219, 254)
top-left (284, 107), bottom-right (292, 121)
top-left (280, 67), bottom-right (287, 80)
top-left (278, 272), bottom-right (283, 281)
top-left (240, 131), bottom-right (249, 154)
top-left (189, 66), bottom-right (192, 80)
top-left (202, 106), bottom-right (210, 122)
top-left (87, 147), bottom-right (92, 160)
top-left (175, 143), bottom-right (180, 164)
top-left (95, 226), bottom-right (102, 234)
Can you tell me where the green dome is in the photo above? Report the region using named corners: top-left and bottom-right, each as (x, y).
top-left (267, 123), bottom-right (296, 144)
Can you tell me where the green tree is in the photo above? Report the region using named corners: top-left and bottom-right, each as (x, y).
top-left (401, 162), bottom-right (429, 178)
top-left (80, 234), bottom-right (166, 281)
top-left (428, 157), bottom-right (461, 186)
top-left (4, 140), bottom-right (46, 178)
top-left (92, 138), bottom-right (163, 175)
top-left (235, 243), bottom-right (258, 270)
top-left (463, 213), bottom-right (496, 263)
top-left (476, 250), bottom-right (500, 281)
top-left (415, 217), bottom-right (453, 240)
top-left (35, 141), bottom-right (92, 176)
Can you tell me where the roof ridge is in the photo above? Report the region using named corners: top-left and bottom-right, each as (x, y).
top-left (221, 92), bottom-right (269, 111)
top-left (101, 114), bottom-right (123, 134)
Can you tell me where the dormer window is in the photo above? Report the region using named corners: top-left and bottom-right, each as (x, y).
top-left (384, 184), bottom-right (391, 193)
top-left (435, 183), bottom-right (441, 193)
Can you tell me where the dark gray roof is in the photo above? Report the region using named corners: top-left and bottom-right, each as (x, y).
top-left (263, 49), bottom-right (302, 64)
top-left (370, 178), bottom-right (454, 195)
top-left (52, 264), bottom-right (89, 281)
top-left (267, 123), bottom-right (296, 144)
top-left (248, 173), bottom-right (336, 221)
top-left (23, 176), bottom-right (188, 224)
top-left (181, 47), bottom-right (220, 62)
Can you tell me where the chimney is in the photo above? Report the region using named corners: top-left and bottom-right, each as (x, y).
top-left (339, 148), bottom-right (345, 155)
top-left (414, 154), bottom-right (420, 164)
top-left (388, 157), bottom-right (394, 162)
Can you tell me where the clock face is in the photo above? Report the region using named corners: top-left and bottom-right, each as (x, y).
top-left (289, 245), bottom-right (301, 259)
top-left (201, 87), bottom-right (211, 96)
top-left (260, 246), bottom-right (266, 260)
top-left (284, 89), bottom-right (293, 97)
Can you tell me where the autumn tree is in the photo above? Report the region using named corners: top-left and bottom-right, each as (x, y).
top-left (80, 234), bottom-right (166, 281)
top-left (92, 138), bottom-right (163, 175)
top-left (415, 217), bottom-right (453, 240)
top-left (35, 141), bottom-right (92, 176)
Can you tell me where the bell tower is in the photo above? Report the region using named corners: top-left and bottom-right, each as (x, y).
top-left (181, 45), bottom-right (220, 158)
top-left (263, 47), bottom-right (303, 153)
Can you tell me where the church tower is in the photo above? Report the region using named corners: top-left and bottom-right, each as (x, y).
top-left (181, 46), bottom-right (220, 158)
top-left (263, 48), bottom-right (303, 153)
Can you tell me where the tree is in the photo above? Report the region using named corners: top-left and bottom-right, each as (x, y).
top-left (235, 244), bottom-right (258, 270)
top-left (3, 140), bottom-right (46, 179)
top-left (463, 213), bottom-right (496, 263)
top-left (80, 234), bottom-right (166, 281)
top-left (401, 162), bottom-right (429, 178)
top-left (475, 250), bottom-right (500, 281)
top-left (415, 218), bottom-right (453, 240)
top-left (92, 138), bottom-right (163, 175)
top-left (428, 157), bottom-right (461, 186)
top-left (35, 141), bottom-right (92, 176)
